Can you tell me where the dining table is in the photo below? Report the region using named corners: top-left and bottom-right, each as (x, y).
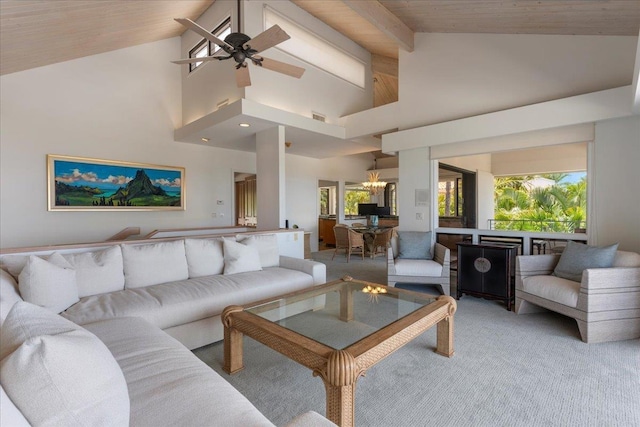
top-left (350, 226), bottom-right (392, 256)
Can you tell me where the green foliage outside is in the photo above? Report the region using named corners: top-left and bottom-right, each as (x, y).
top-left (494, 173), bottom-right (586, 232)
top-left (320, 188), bottom-right (329, 215)
top-left (344, 189), bottom-right (370, 215)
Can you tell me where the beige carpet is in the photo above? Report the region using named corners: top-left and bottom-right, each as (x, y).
top-left (193, 251), bottom-right (640, 426)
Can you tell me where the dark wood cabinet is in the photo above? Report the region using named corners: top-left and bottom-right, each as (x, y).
top-left (456, 242), bottom-right (518, 310)
top-left (318, 218), bottom-right (336, 246)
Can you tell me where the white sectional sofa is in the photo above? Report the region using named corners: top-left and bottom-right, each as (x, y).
top-left (0, 232), bottom-right (333, 426)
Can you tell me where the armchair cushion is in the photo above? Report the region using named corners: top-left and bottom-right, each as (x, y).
top-left (397, 231), bottom-right (432, 259)
top-left (521, 275), bottom-right (581, 307)
top-left (553, 241), bottom-right (618, 282)
top-left (393, 259), bottom-right (443, 277)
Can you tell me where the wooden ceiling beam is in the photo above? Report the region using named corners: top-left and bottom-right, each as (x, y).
top-left (372, 54), bottom-right (398, 78)
top-left (343, 0), bottom-right (414, 52)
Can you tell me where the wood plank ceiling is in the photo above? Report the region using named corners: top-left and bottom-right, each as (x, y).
top-left (292, 0), bottom-right (640, 107)
top-left (0, 0), bottom-right (214, 76)
top-left (2, 0), bottom-right (639, 107)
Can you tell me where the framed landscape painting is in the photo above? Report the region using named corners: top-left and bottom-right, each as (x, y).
top-left (47, 155), bottom-right (185, 211)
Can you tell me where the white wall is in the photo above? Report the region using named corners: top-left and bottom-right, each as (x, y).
top-left (181, 0), bottom-right (372, 127)
top-left (286, 153), bottom-right (372, 252)
top-left (180, 1), bottom-right (243, 125)
top-left (491, 143), bottom-right (587, 176)
top-left (593, 116), bottom-right (640, 252)
top-left (439, 154), bottom-right (491, 173)
top-left (476, 170), bottom-right (495, 230)
top-left (243, 1), bottom-right (372, 122)
top-left (399, 33), bottom-right (637, 130)
top-left (0, 37), bottom-right (369, 249)
top-left (0, 38), bottom-right (248, 248)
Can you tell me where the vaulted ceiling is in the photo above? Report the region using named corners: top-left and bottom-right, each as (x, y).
top-left (3, 1), bottom-right (639, 74)
top-left (2, 0), bottom-right (638, 111)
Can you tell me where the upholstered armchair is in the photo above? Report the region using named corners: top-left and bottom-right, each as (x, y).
top-left (515, 247), bottom-right (640, 343)
top-left (387, 231), bottom-right (451, 296)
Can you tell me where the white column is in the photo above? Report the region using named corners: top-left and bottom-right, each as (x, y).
top-left (336, 180), bottom-right (346, 224)
top-left (399, 147), bottom-right (430, 232)
top-left (256, 126), bottom-right (285, 230)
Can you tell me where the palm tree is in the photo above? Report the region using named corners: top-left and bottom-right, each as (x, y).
top-left (493, 173), bottom-right (587, 232)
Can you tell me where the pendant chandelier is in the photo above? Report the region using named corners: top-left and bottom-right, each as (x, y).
top-left (362, 159), bottom-right (387, 195)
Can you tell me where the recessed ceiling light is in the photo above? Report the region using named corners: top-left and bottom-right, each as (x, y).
top-left (239, 123), bottom-right (250, 128)
top-left (201, 137), bottom-right (210, 142)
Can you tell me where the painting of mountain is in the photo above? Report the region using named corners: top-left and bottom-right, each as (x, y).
top-left (48, 155), bottom-right (185, 210)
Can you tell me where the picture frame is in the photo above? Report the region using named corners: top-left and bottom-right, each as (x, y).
top-left (47, 155), bottom-right (185, 211)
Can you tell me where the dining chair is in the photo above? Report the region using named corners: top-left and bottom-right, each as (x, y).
top-left (371, 228), bottom-right (393, 259)
top-left (332, 224), bottom-right (350, 260)
top-left (347, 228), bottom-right (366, 261)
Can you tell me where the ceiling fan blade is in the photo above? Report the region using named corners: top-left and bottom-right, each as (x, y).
top-left (236, 66), bottom-right (251, 87)
top-left (259, 57), bottom-right (305, 79)
top-left (171, 55), bottom-right (224, 65)
top-left (244, 25), bottom-right (290, 53)
top-left (175, 18), bottom-right (233, 50)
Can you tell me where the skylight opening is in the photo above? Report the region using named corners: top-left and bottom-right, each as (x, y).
top-left (264, 7), bottom-right (366, 89)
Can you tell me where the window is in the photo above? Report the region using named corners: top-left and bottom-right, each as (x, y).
top-left (493, 172), bottom-right (587, 232)
top-left (344, 185), bottom-right (370, 216)
top-left (438, 178), bottom-right (463, 217)
top-left (385, 183), bottom-right (397, 216)
top-left (188, 17), bottom-right (232, 73)
top-left (264, 8), bottom-right (365, 88)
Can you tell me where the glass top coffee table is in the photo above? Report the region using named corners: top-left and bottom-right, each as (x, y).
top-left (222, 276), bottom-right (457, 427)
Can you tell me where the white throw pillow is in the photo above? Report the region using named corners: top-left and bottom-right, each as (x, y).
top-left (184, 238), bottom-right (225, 278)
top-left (18, 254), bottom-right (78, 314)
top-left (236, 234), bottom-right (280, 268)
top-left (0, 255), bottom-right (29, 280)
top-left (0, 302), bottom-right (130, 427)
top-left (63, 246), bottom-right (125, 297)
top-left (121, 240), bottom-right (189, 289)
top-left (223, 239), bottom-right (263, 275)
top-left (1, 269), bottom-right (23, 325)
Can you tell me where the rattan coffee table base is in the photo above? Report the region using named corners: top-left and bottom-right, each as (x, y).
top-left (222, 277), bottom-right (457, 427)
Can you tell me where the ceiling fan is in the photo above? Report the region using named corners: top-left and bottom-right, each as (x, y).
top-left (172, 18), bottom-right (305, 87)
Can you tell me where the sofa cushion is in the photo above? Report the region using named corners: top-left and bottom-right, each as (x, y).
top-left (185, 238), bottom-right (225, 278)
top-left (1, 385), bottom-right (30, 427)
top-left (18, 254), bottom-right (79, 314)
top-left (522, 275), bottom-right (581, 307)
top-left (223, 239), bottom-right (263, 275)
top-left (397, 231), bottom-right (432, 259)
top-left (393, 259), bottom-right (443, 277)
top-left (63, 246), bottom-right (125, 297)
top-left (62, 267), bottom-right (315, 330)
top-left (237, 234), bottom-right (280, 267)
top-left (122, 240), bottom-right (189, 288)
top-left (0, 269), bottom-right (22, 325)
top-left (0, 302), bottom-right (130, 426)
top-left (84, 316), bottom-right (274, 426)
top-left (553, 241), bottom-right (618, 282)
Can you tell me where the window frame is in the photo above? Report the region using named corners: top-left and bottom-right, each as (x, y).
top-left (188, 17), bottom-right (232, 73)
